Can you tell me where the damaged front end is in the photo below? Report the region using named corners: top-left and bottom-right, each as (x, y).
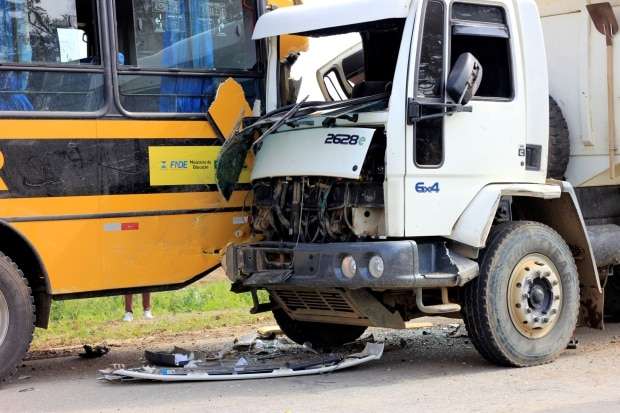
top-left (215, 94), bottom-right (479, 329)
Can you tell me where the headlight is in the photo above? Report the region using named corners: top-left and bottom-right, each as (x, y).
top-left (341, 255), bottom-right (357, 279)
top-left (369, 255), bottom-right (385, 278)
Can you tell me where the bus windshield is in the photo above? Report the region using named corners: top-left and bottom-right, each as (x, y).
top-left (115, 0), bottom-right (258, 72)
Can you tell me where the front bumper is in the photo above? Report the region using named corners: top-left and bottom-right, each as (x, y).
top-left (225, 241), bottom-right (478, 291)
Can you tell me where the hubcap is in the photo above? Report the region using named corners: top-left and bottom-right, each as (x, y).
top-left (507, 254), bottom-right (562, 339)
top-left (0, 289), bottom-right (8, 346)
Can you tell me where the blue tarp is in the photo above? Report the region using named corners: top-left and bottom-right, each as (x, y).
top-left (0, 0), bottom-right (34, 110)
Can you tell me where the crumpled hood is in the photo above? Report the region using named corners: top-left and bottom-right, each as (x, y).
top-left (251, 127), bottom-right (376, 181)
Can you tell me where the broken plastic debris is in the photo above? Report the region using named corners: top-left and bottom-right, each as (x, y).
top-left (98, 338), bottom-right (384, 383)
top-left (78, 345), bottom-right (110, 359)
top-left (257, 325), bottom-right (283, 340)
top-left (404, 321), bottom-right (434, 330)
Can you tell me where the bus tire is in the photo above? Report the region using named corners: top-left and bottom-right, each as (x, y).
top-left (463, 222), bottom-right (579, 367)
top-left (272, 307), bottom-right (367, 350)
top-left (0, 253), bottom-right (35, 381)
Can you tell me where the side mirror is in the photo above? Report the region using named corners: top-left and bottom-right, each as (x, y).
top-left (447, 53), bottom-right (483, 105)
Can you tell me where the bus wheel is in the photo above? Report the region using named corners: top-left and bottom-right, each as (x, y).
top-left (463, 222), bottom-right (579, 367)
top-left (0, 253), bottom-right (35, 381)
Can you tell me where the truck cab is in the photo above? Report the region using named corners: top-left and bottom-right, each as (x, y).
top-left (220, 0), bottom-right (602, 367)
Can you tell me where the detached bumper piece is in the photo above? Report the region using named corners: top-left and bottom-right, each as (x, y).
top-left (99, 343), bottom-right (384, 382)
top-left (225, 241), bottom-right (478, 291)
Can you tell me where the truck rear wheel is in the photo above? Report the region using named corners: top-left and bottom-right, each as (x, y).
top-left (0, 253), bottom-right (35, 381)
top-left (463, 222), bottom-right (579, 367)
top-left (272, 306), bottom-right (367, 350)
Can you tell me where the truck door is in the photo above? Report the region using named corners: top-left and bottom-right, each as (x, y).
top-left (405, 0), bottom-right (528, 237)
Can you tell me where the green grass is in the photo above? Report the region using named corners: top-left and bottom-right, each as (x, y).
top-left (31, 280), bottom-right (271, 349)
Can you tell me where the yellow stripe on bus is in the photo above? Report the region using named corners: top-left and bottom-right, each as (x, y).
top-left (0, 119), bottom-right (218, 140)
top-left (0, 191), bottom-right (250, 218)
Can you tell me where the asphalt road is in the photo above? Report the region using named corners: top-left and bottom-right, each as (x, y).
top-left (2, 320), bottom-right (620, 413)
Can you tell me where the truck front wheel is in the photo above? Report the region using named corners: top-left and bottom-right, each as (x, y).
top-left (272, 306), bottom-right (367, 350)
top-left (463, 222), bottom-right (579, 367)
top-left (0, 253), bottom-right (35, 381)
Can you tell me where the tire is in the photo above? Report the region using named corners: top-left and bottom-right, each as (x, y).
top-left (463, 222), bottom-right (579, 367)
top-left (604, 271), bottom-right (620, 321)
top-left (272, 307), bottom-right (367, 350)
top-left (0, 253), bottom-right (35, 381)
top-left (548, 97), bottom-right (571, 180)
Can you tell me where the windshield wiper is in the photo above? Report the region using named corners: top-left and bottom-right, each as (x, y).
top-left (251, 96), bottom-right (309, 148)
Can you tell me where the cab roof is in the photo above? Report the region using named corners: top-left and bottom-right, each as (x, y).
top-left (252, 0), bottom-right (413, 39)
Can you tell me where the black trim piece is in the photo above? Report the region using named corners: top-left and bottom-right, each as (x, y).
top-left (0, 64), bottom-right (104, 73)
top-left (53, 263), bottom-right (221, 300)
top-left (452, 23), bottom-right (509, 39)
top-left (0, 138), bottom-right (253, 198)
top-left (5, 207), bottom-right (246, 223)
top-left (525, 144), bottom-right (542, 171)
top-left (116, 68), bottom-right (263, 78)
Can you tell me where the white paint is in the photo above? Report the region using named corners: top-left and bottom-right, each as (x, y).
top-left (251, 127), bottom-right (376, 180)
top-left (403, 0), bottom-right (546, 237)
top-left (539, 1), bottom-right (620, 186)
top-left (253, 0), bottom-right (412, 39)
top-left (449, 183), bottom-right (562, 248)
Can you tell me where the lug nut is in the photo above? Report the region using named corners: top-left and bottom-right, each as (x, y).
top-left (516, 282), bottom-right (522, 288)
top-left (526, 308), bottom-right (532, 314)
top-left (534, 317), bottom-right (540, 323)
top-left (551, 309), bottom-right (557, 315)
top-left (543, 318), bottom-right (549, 324)
top-left (555, 295), bottom-right (560, 301)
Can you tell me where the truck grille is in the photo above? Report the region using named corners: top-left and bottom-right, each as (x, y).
top-left (271, 289), bottom-right (369, 325)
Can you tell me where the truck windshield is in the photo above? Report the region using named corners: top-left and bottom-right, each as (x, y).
top-left (306, 19), bottom-right (405, 104)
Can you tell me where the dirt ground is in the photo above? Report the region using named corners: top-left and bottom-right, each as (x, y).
top-left (2, 318), bottom-right (620, 413)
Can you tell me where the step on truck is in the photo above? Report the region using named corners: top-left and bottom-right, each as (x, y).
top-left (219, 0), bottom-right (620, 367)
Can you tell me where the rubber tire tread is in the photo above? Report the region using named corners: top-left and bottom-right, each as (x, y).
top-left (462, 221), bottom-right (579, 367)
top-left (548, 96), bottom-right (571, 180)
top-left (0, 252), bottom-right (35, 382)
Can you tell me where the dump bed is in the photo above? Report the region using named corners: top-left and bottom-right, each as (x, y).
top-left (537, 0), bottom-right (620, 186)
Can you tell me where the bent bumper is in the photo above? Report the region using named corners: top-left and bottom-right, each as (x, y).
top-left (224, 241), bottom-right (478, 291)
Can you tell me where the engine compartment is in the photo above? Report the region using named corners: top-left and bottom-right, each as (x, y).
top-left (250, 129), bottom-right (387, 243)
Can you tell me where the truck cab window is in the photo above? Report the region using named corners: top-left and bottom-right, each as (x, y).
top-left (0, 0), bottom-right (104, 112)
top-left (415, 0), bottom-right (445, 167)
top-left (451, 3), bottom-right (513, 99)
top-left (114, 0), bottom-right (260, 114)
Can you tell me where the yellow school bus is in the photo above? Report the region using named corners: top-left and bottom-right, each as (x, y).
top-left (0, 0), bottom-right (307, 379)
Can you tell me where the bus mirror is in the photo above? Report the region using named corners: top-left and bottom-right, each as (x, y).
top-left (447, 53), bottom-right (483, 106)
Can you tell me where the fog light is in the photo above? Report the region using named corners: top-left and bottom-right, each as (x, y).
top-left (341, 255), bottom-right (357, 279)
top-left (369, 255), bottom-right (385, 278)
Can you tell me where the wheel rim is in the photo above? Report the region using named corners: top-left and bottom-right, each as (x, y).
top-left (507, 254), bottom-right (563, 339)
top-left (0, 289), bottom-right (8, 346)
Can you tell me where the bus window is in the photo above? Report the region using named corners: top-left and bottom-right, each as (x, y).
top-left (0, 0), bottom-right (104, 113)
top-left (115, 0), bottom-right (261, 114)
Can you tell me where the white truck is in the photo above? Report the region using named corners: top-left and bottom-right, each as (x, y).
top-left (218, 0), bottom-right (620, 367)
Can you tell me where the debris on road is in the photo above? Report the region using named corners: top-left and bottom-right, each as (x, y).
top-left (98, 335), bottom-right (384, 383)
top-left (447, 324), bottom-right (468, 338)
top-left (78, 345), bottom-right (110, 359)
top-left (404, 321), bottom-right (434, 330)
top-left (256, 326), bottom-right (283, 340)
